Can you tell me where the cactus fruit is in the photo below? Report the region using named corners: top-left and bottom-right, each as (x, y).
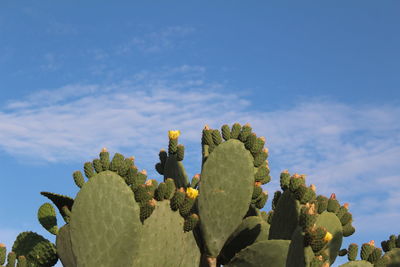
top-left (221, 124), bottom-right (231, 140)
top-left (230, 123), bottom-right (241, 139)
top-left (3, 123), bottom-right (400, 267)
top-left (184, 213), bottom-right (200, 232)
top-left (170, 188), bottom-right (186, 211)
top-left (72, 170), bottom-right (85, 188)
top-left (348, 243), bottom-right (359, 261)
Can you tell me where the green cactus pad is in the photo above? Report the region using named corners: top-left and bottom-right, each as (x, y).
top-left (286, 226), bottom-right (315, 267)
top-left (315, 211), bottom-right (344, 264)
top-left (164, 154), bottom-right (189, 188)
top-left (379, 247), bottom-right (400, 267)
top-left (219, 216), bottom-right (270, 265)
top-left (56, 224), bottom-right (77, 267)
top-left (12, 231), bottom-right (58, 267)
top-left (338, 260), bottom-right (373, 267)
top-left (69, 170), bottom-right (200, 267)
top-left (132, 200), bottom-right (201, 267)
top-left (40, 192), bottom-right (74, 223)
top-left (225, 240), bottom-right (290, 267)
top-left (37, 203), bottom-right (58, 235)
top-left (69, 171), bottom-right (142, 267)
top-left (269, 190), bottom-right (301, 240)
top-left (198, 139), bottom-right (254, 257)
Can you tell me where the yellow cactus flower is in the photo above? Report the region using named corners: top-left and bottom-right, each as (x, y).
top-left (324, 232), bottom-right (333, 242)
top-left (168, 130), bottom-right (181, 139)
top-left (186, 187), bottom-right (199, 199)
top-left (101, 147), bottom-right (108, 152)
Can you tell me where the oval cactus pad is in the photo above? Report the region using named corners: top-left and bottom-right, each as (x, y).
top-left (198, 139), bottom-right (254, 257)
top-left (70, 171), bottom-right (141, 267)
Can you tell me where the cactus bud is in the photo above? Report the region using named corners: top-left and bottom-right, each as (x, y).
top-left (310, 184), bottom-right (316, 192)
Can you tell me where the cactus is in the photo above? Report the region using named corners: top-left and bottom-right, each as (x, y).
top-left (37, 203), bottom-right (58, 235)
top-left (155, 131), bottom-right (189, 188)
top-left (2, 123), bottom-right (400, 267)
top-left (198, 138), bottom-right (254, 260)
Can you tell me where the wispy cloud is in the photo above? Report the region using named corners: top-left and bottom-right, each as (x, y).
top-left (40, 53), bottom-right (61, 72)
top-left (117, 26), bottom-right (195, 54)
top-left (1, 66), bottom-right (399, 245)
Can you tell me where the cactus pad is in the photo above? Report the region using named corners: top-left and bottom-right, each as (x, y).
top-left (219, 216), bottom-right (270, 265)
top-left (198, 139), bottom-right (254, 257)
top-left (225, 240), bottom-right (291, 267)
top-left (12, 231), bottom-right (58, 267)
top-left (269, 190), bottom-right (301, 240)
top-left (69, 171), bottom-right (142, 267)
top-left (56, 224), bottom-right (77, 267)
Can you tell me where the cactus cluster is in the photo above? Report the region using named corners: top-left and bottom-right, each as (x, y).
top-left (1, 123), bottom-right (399, 266)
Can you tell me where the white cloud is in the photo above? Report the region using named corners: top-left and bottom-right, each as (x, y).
top-left (1, 67), bottom-right (399, 251)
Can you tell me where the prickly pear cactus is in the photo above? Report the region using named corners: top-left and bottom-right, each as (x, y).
top-left (2, 122), bottom-right (399, 267)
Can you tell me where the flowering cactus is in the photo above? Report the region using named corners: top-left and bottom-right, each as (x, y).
top-left (1, 123), bottom-right (399, 267)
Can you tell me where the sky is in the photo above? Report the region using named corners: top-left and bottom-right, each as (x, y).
top-left (0, 2), bottom-right (399, 266)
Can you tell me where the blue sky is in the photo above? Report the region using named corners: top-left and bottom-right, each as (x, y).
top-left (0, 2), bottom-right (399, 266)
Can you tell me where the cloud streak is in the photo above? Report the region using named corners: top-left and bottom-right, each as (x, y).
top-left (1, 66), bottom-right (399, 248)
top-left (117, 26), bottom-right (195, 54)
